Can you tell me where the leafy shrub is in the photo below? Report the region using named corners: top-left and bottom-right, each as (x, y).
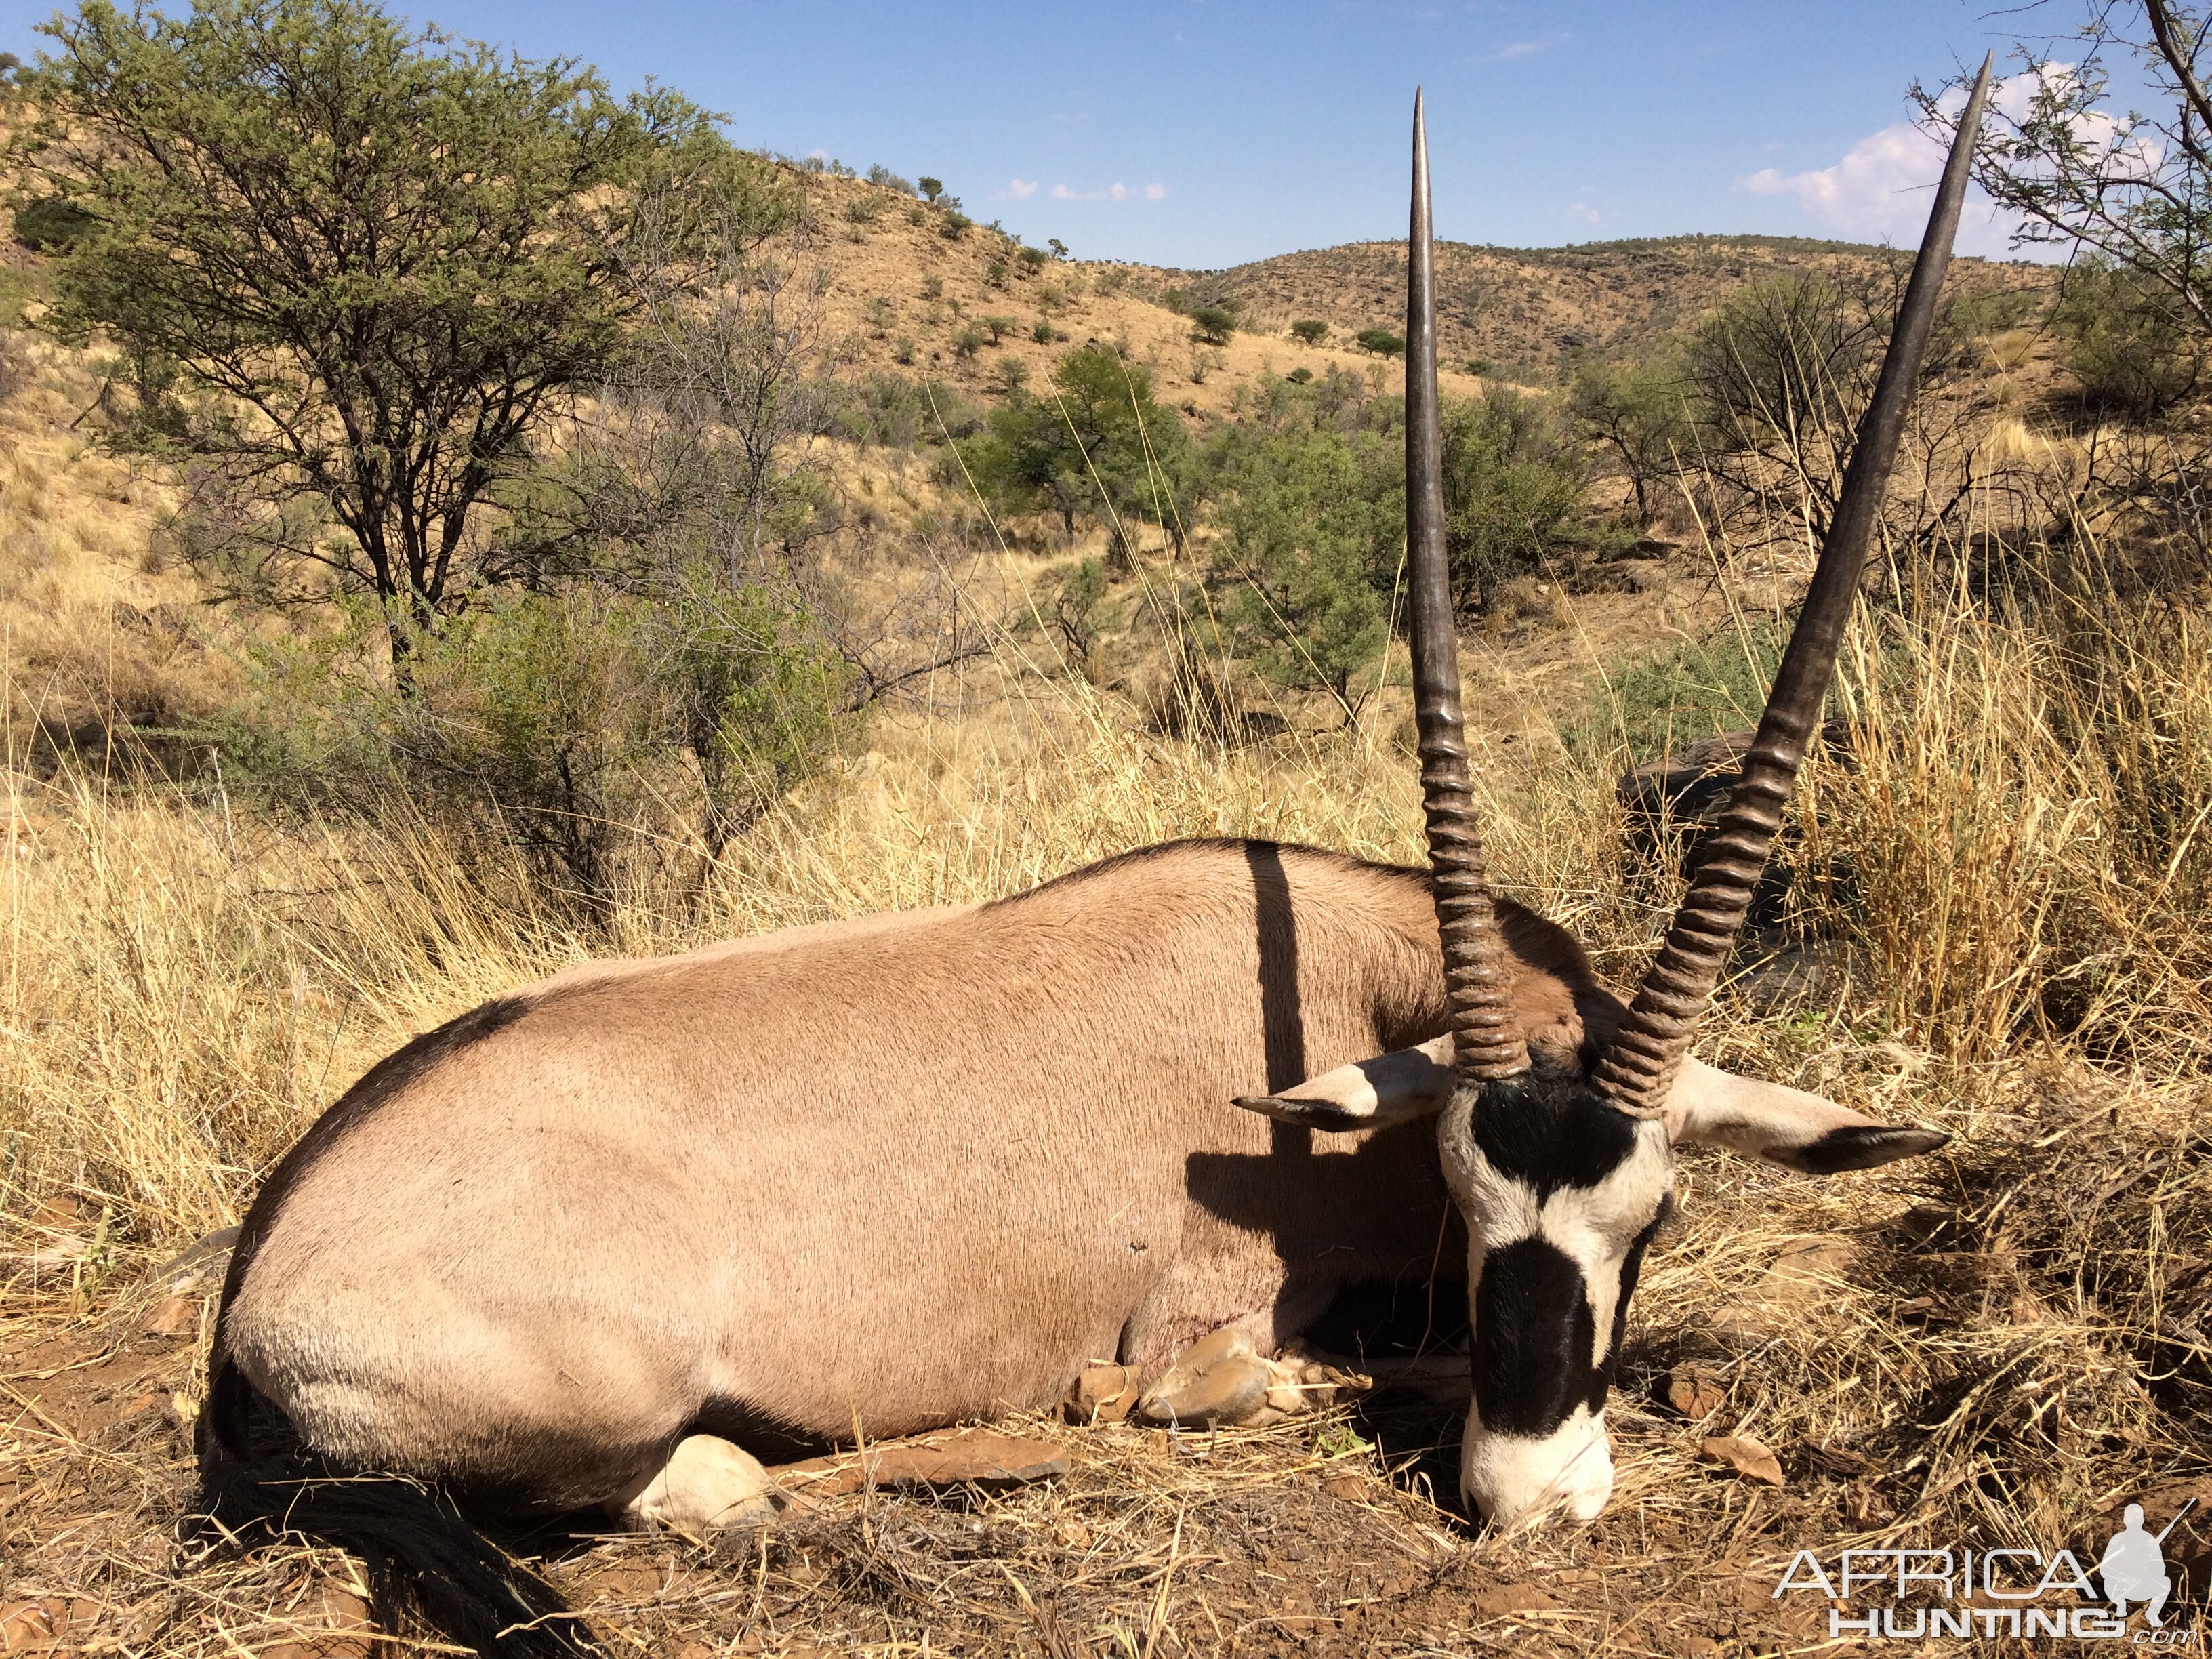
top-left (1189, 306), bottom-right (1235, 346)
top-left (2053, 260), bottom-right (2203, 417)
top-left (941, 211), bottom-right (972, 239)
top-left (918, 176), bottom-right (944, 203)
top-left (1209, 422), bottom-right (1395, 717)
top-left (13, 195), bottom-right (98, 251)
top-left (1018, 245), bottom-right (1048, 272)
top-left (1290, 319), bottom-right (1328, 346)
top-left (951, 325), bottom-right (985, 359)
top-left (1285, 366), bottom-right (1313, 385)
top-left (866, 163), bottom-right (914, 194)
top-left (981, 314), bottom-right (1015, 344)
top-left (1354, 327), bottom-right (1405, 356)
top-left (1437, 391), bottom-right (1589, 609)
top-left (960, 345), bottom-right (1188, 540)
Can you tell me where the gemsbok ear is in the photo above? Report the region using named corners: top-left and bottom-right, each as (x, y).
top-left (1666, 1056), bottom-right (1950, 1174)
top-left (1233, 1035), bottom-right (1454, 1132)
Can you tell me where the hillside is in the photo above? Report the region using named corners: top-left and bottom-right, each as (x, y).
top-left (1172, 234), bottom-right (2054, 385)
top-left (787, 165), bottom-right (2053, 412)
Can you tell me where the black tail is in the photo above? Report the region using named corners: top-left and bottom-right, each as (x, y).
top-left (193, 1356), bottom-right (601, 1658)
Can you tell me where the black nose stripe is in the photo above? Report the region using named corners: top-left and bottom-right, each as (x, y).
top-left (1473, 1206), bottom-right (1668, 1437)
top-left (1473, 1237), bottom-right (1598, 1437)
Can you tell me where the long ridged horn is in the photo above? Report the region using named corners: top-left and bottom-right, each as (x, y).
top-left (1593, 54), bottom-right (1996, 1118)
top-left (1406, 90), bottom-right (1528, 1087)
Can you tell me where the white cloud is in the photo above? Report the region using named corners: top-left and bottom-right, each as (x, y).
top-left (1004, 178), bottom-right (1038, 201)
top-left (1484, 39), bottom-right (1545, 61)
top-left (1740, 67), bottom-right (2149, 258)
top-left (1048, 180), bottom-right (1165, 204)
top-left (1568, 201), bottom-right (1599, 225)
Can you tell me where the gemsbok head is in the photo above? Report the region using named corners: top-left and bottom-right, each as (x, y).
top-left (1237, 65), bottom-right (1994, 1526)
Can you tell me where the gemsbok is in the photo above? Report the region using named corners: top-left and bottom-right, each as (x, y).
top-left (197, 70), bottom-right (1994, 1659)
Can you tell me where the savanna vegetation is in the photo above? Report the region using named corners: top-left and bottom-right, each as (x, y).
top-left (2, 1), bottom-right (2209, 1655)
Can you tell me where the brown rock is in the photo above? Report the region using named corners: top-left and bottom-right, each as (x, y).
top-left (262, 1584), bottom-right (373, 1659)
top-left (144, 1295), bottom-right (199, 1337)
top-left (1763, 1237), bottom-right (1858, 1301)
top-left (0, 1598), bottom-right (98, 1653)
top-left (1664, 1363), bottom-right (1727, 1421)
top-left (1471, 1583), bottom-right (1559, 1617)
top-left (1700, 1434), bottom-right (1786, 1487)
top-left (1321, 1471), bottom-right (1367, 1502)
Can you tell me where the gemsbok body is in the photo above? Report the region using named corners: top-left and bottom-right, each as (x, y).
top-left (197, 71), bottom-right (1995, 1659)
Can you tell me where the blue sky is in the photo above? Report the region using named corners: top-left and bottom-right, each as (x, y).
top-left (3, 1), bottom-right (2097, 266)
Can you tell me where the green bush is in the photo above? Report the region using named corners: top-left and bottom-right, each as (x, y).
top-left (1437, 391), bottom-right (1589, 609)
top-left (959, 344), bottom-right (1188, 540)
top-left (2053, 260), bottom-right (2203, 417)
top-left (220, 571), bottom-right (847, 912)
top-left (12, 194), bottom-right (98, 251)
top-left (1209, 422), bottom-right (1395, 717)
top-left (1290, 319), bottom-right (1328, 346)
top-left (1354, 327), bottom-right (1405, 356)
top-left (1562, 619), bottom-right (1787, 766)
top-left (1189, 305), bottom-right (1236, 346)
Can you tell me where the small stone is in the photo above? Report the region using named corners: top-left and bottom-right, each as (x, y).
top-left (144, 1295), bottom-right (198, 1337)
top-left (1763, 1237), bottom-right (1858, 1301)
top-left (1701, 1434), bottom-right (1786, 1487)
top-left (1664, 1363), bottom-right (1727, 1420)
top-left (0, 1597), bottom-right (98, 1653)
top-left (1322, 1471), bottom-right (1366, 1502)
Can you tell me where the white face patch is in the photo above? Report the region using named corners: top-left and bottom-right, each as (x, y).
top-left (1461, 1401), bottom-right (1614, 1526)
top-left (1439, 1088), bottom-right (1672, 1523)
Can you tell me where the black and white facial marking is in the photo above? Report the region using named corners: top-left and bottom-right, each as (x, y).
top-left (1437, 1075), bottom-right (1673, 1526)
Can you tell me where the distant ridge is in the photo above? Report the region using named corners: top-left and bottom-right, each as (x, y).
top-left (1167, 233), bottom-right (2044, 384)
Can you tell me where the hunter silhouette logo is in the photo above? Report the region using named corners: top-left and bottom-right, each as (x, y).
top-left (2102, 1500), bottom-right (2195, 1629)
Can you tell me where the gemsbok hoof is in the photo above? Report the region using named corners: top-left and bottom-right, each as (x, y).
top-left (1137, 1328), bottom-right (1273, 1427)
top-left (613, 1433), bottom-right (781, 1534)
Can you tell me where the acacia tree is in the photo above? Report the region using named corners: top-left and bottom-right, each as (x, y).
top-left (961, 345), bottom-right (1187, 548)
top-left (12, 0), bottom-right (785, 665)
top-left (1926, 1), bottom-right (2212, 333)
